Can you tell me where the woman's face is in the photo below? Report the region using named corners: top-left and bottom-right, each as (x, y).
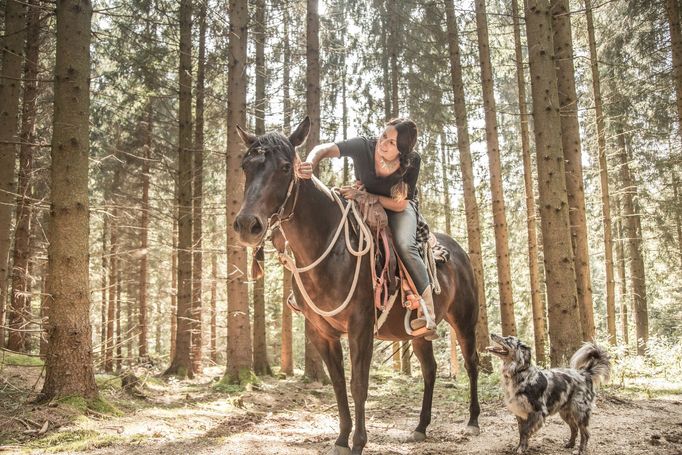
top-left (377, 125), bottom-right (400, 162)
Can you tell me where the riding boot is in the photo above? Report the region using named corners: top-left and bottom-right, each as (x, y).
top-left (410, 285), bottom-right (438, 339)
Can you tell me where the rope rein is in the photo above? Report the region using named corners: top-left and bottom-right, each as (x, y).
top-left (274, 185), bottom-right (374, 317)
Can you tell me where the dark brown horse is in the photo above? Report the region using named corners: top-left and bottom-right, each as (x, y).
top-left (233, 117), bottom-right (480, 455)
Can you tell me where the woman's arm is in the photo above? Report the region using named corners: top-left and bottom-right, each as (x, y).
top-left (296, 143), bottom-right (340, 179)
top-left (377, 195), bottom-right (409, 212)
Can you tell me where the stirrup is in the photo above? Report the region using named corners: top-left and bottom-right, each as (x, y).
top-left (411, 326), bottom-right (437, 339)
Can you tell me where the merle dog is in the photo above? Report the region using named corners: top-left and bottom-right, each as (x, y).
top-left (487, 334), bottom-right (611, 454)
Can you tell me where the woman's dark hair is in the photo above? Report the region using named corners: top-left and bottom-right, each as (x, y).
top-left (385, 118), bottom-right (418, 201)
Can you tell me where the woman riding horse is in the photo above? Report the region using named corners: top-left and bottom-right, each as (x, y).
top-left (297, 118), bottom-right (437, 339)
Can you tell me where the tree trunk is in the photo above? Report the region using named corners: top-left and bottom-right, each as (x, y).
top-left (210, 252), bottom-right (217, 363)
top-left (118, 271), bottom-right (124, 371)
top-left (165, 0), bottom-right (193, 378)
top-left (0, 0), bottom-right (28, 348)
top-left (440, 134), bottom-right (453, 237)
top-left (400, 341), bottom-right (411, 376)
top-left (673, 173), bottom-right (682, 270)
top-left (551, 0), bottom-right (595, 341)
top-left (281, 268), bottom-right (293, 376)
top-left (525, 0), bottom-right (582, 367)
top-left (101, 218), bottom-right (108, 360)
top-left (191, 2), bottom-right (206, 375)
top-left (224, 0), bottom-right (252, 383)
top-left (138, 107), bottom-right (151, 361)
top-left (585, 0), bottom-right (616, 345)
top-left (252, 0), bottom-right (271, 376)
top-left (105, 206), bottom-right (118, 373)
top-left (7, 0), bottom-right (39, 352)
top-left (666, 0), bottom-right (682, 150)
top-left (303, 0), bottom-right (328, 383)
top-left (170, 217), bottom-right (178, 361)
top-left (615, 197), bottom-right (628, 345)
top-left (444, 0), bottom-right (491, 371)
top-left (511, 0), bottom-right (547, 364)
top-left (39, 0), bottom-right (97, 400)
top-left (615, 125), bottom-right (648, 354)
top-left (474, 0), bottom-right (517, 337)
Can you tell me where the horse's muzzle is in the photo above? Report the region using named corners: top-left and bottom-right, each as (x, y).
top-left (233, 212), bottom-right (266, 246)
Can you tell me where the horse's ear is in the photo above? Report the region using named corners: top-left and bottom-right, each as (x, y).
top-left (236, 124), bottom-right (257, 147)
top-left (289, 116), bottom-right (310, 148)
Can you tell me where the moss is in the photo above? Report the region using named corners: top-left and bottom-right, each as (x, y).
top-left (56, 395), bottom-right (122, 416)
top-left (95, 374), bottom-right (122, 390)
top-left (0, 352), bottom-right (44, 367)
top-left (214, 368), bottom-right (260, 393)
top-left (26, 430), bottom-right (123, 452)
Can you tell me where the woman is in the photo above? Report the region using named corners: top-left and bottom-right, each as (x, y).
top-left (296, 118), bottom-right (437, 338)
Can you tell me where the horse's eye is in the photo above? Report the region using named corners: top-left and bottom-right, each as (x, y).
top-left (281, 163), bottom-right (291, 173)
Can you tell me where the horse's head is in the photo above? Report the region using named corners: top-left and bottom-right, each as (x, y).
top-left (233, 117), bottom-right (310, 247)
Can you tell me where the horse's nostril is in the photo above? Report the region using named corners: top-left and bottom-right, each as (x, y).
top-left (250, 218), bottom-right (263, 236)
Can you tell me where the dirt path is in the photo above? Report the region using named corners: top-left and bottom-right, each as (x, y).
top-left (3, 365), bottom-right (681, 454)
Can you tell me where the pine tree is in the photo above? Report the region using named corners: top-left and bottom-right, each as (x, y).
top-left (524, 0), bottom-right (582, 366)
top-left (39, 0), bottom-right (97, 400)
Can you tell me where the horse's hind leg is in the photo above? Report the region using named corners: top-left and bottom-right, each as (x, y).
top-left (410, 336), bottom-right (436, 442)
top-left (447, 314), bottom-right (481, 434)
top-left (307, 328), bottom-right (352, 453)
top-left (348, 322), bottom-right (373, 454)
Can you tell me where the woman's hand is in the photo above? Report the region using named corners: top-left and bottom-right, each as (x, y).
top-left (295, 161), bottom-right (314, 179)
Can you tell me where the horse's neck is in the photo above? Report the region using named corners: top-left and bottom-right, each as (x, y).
top-left (277, 178), bottom-right (345, 266)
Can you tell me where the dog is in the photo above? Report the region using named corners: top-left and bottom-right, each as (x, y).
top-left (486, 334), bottom-right (611, 454)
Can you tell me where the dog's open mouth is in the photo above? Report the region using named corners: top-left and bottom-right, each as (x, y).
top-left (485, 340), bottom-right (509, 356)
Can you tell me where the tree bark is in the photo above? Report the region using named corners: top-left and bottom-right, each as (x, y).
top-left (7, 0), bottom-right (40, 352)
top-left (444, 0), bottom-right (491, 371)
top-left (525, 0), bottom-right (582, 367)
top-left (666, 0), bottom-right (682, 150)
top-left (101, 218), bottom-right (108, 360)
top-left (138, 108), bottom-right (151, 361)
top-left (210, 252), bottom-right (217, 363)
top-left (224, 0), bottom-right (253, 383)
top-left (191, 2), bottom-right (206, 375)
top-left (511, 0), bottom-right (547, 364)
top-left (165, 0), bottom-right (193, 378)
top-left (585, 0), bottom-right (616, 344)
top-left (281, 268), bottom-right (293, 376)
top-left (105, 203), bottom-right (118, 373)
top-left (39, 0), bottom-right (97, 400)
top-left (400, 341), bottom-right (411, 376)
top-left (673, 173), bottom-right (682, 271)
top-left (615, 197), bottom-right (628, 345)
top-left (303, 0), bottom-right (328, 383)
top-left (474, 0), bottom-right (517, 337)
top-left (252, 0), bottom-right (271, 376)
top-left (615, 125), bottom-right (648, 354)
top-left (551, 0), bottom-right (595, 341)
top-left (170, 217), bottom-right (178, 361)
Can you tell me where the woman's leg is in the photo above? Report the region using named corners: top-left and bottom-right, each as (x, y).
top-left (387, 204), bottom-right (436, 333)
top-left (387, 203), bottom-right (429, 294)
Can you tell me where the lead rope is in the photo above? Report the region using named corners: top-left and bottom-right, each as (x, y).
top-left (277, 190), bottom-right (373, 318)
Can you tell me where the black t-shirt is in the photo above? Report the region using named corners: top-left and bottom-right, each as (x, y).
top-left (336, 136), bottom-right (420, 201)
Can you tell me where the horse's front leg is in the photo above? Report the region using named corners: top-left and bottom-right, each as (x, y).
top-left (348, 319), bottom-right (374, 454)
top-left (306, 323), bottom-right (352, 454)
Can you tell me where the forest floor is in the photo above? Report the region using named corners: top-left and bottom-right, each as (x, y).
top-left (1, 352), bottom-right (682, 454)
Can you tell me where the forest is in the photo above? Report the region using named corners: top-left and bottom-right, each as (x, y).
top-left (0, 0), bottom-right (681, 453)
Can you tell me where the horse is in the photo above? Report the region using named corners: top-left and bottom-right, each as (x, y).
top-left (233, 117), bottom-right (480, 455)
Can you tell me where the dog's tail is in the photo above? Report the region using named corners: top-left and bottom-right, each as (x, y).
top-left (570, 342), bottom-right (611, 388)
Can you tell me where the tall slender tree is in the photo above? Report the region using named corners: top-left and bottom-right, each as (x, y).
top-left (165, 0), bottom-right (193, 378)
top-left (252, 0), bottom-right (271, 376)
top-left (666, 0), bottom-right (682, 149)
top-left (551, 0), bottom-right (595, 341)
top-left (585, 0), bottom-right (616, 344)
top-left (191, 1), bottom-right (207, 375)
top-left (303, 0), bottom-right (328, 383)
top-left (7, 0), bottom-right (41, 352)
top-left (444, 0), bottom-right (491, 370)
top-left (225, 0), bottom-right (253, 383)
top-left (525, 0), bottom-right (582, 366)
top-left (0, 0), bottom-right (28, 348)
top-left (511, 0), bottom-right (547, 364)
top-left (474, 0), bottom-right (517, 336)
top-left (39, 0), bottom-right (97, 400)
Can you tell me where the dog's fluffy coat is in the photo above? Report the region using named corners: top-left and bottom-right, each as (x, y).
top-left (487, 334), bottom-right (610, 454)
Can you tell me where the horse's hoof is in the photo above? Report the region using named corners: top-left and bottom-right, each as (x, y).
top-left (465, 425), bottom-right (480, 436)
top-left (410, 430), bottom-right (426, 442)
top-left (328, 445), bottom-right (351, 455)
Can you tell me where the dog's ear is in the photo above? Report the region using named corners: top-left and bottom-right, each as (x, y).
top-left (520, 345), bottom-right (531, 365)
